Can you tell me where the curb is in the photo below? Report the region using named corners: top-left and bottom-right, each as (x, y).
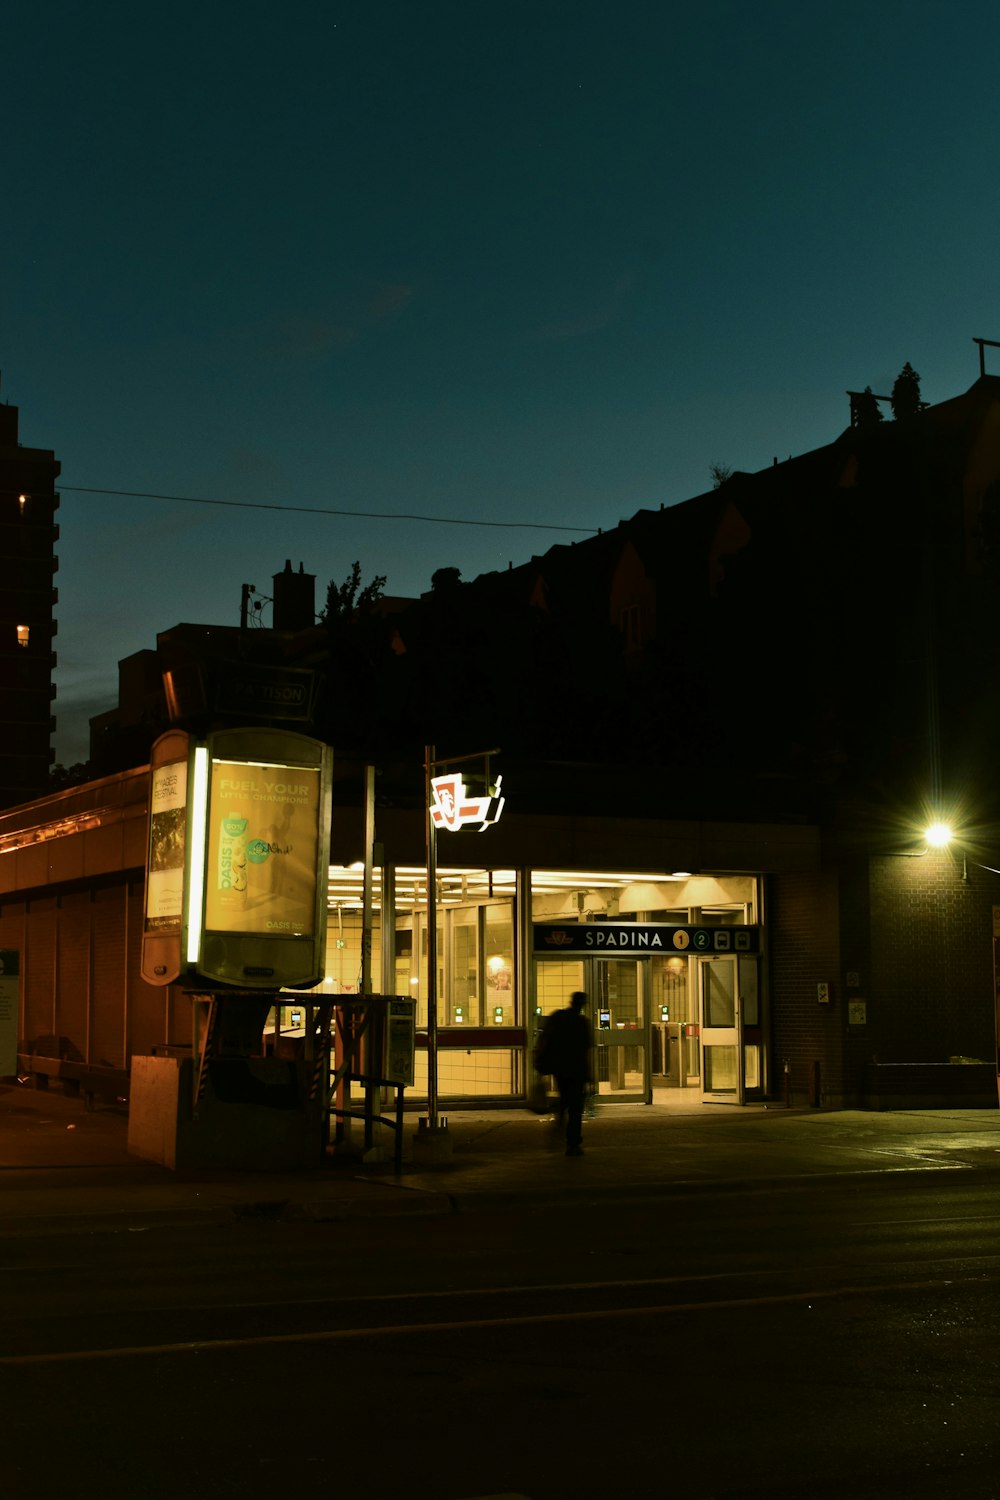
top-left (297, 1192), bottom-right (453, 1220)
top-left (0, 1205), bottom-right (237, 1238)
top-left (0, 1190), bottom-right (455, 1238)
top-left (422, 1157), bottom-right (1000, 1215)
top-left (4, 1157), bottom-right (1000, 1236)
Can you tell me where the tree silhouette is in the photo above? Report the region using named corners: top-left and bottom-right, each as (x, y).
top-left (321, 561), bottom-right (386, 624)
top-left (854, 387), bottom-right (884, 429)
top-left (431, 566), bottom-right (462, 592)
top-left (890, 362), bottom-right (925, 423)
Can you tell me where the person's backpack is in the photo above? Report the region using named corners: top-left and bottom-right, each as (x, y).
top-left (533, 1014), bottom-right (557, 1075)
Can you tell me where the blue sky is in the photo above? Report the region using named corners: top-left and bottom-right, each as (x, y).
top-left (5, 0), bottom-right (1000, 764)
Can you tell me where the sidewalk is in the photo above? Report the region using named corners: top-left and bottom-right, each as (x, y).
top-left (2, 1080), bottom-right (999, 1236)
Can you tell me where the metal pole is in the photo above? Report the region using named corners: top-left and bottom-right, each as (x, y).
top-left (380, 854), bottom-right (395, 996)
top-left (425, 745), bottom-right (439, 1130)
top-left (362, 765), bottom-right (375, 1149)
top-left (361, 766), bottom-right (374, 998)
top-left (380, 852), bottom-right (395, 1116)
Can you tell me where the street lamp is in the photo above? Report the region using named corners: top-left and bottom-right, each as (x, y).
top-left (925, 821), bottom-right (953, 849)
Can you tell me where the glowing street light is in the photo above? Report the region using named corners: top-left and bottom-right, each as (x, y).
top-left (925, 821), bottom-right (953, 849)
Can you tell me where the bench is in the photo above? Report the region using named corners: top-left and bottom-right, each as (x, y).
top-left (16, 1052), bottom-right (130, 1111)
top-left (864, 1061), bottom-right (997, 1111)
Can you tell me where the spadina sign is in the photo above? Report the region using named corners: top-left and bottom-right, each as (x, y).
top-left (534, 923), bottom-right (760, 954)
top-left (430, 772), bottom-right (504, 832)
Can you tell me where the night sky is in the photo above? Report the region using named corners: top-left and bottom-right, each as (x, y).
top-left (5, 0), bottom-right (1000, 765)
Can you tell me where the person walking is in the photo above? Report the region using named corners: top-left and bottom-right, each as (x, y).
top-left (535, 991), bottom-right (593, 1156)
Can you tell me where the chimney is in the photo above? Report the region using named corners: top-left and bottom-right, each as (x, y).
top-left (0, 403), bottom-right (20, 447)
top-left (272, 559), bottom-right (316, 631)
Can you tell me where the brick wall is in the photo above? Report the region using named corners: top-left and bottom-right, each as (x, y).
top-left (869, 850), bottom-right (996, 1063)
top-left (768, 870), bottom-right (845, 1104)
top-left (769, 853), bottom-right (999, 1107)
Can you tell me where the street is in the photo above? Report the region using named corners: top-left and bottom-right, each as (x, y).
top-left (3, 1169), bottom-right (1000, 1499)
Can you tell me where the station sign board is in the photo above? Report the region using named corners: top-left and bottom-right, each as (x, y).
top-left (429, 771), bottom-right (504, 832)
top-left (533, 923), bottom-right (760, 955)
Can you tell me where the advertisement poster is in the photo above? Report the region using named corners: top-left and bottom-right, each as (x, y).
top-left (0, 950), bottom-right (19, 1079)
top-left (145, 758), bottom-right (188, 932)
top-left (205, 760), bottom-right (321, 937)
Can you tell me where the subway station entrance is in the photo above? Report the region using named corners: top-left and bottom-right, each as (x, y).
top-left (530, 872), bottom-right (764, 1105)
top-left (315, 864), bottom-right (766, 1107)
top-left (534, 948), bottom-right (764, 1106)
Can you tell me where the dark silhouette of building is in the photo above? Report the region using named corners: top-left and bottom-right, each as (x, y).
top-left (0, 399), bottom-right (60, 807)
top-left (4, 364), bottom-right (1000, 1111)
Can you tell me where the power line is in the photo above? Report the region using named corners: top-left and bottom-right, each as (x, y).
top-left (59, 485), bottom-right (599, 536)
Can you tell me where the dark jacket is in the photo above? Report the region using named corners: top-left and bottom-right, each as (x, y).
top-left (535, 1006), bottom-right (592, 1081)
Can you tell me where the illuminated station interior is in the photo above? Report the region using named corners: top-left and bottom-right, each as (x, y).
top-left (292, 863), bottom-right (761, 1104)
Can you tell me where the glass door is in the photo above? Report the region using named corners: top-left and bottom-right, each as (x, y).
top-left (699, 956), bottom-right (742, 1103)
top-left (591, 958), bottom-right (649, 1103)
top-left (698, 956), bottom-right (763, 1103)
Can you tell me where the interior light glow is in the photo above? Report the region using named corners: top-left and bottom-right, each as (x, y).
top-left (321, 864), bottom-right (703, 913)
top-left (925, 822), bottom-right (953, 849)
top-left (0, 811), bottom-right (105, 855)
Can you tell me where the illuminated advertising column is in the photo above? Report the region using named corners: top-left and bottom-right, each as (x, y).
top-left (185, 728), bottom-right (333, 990)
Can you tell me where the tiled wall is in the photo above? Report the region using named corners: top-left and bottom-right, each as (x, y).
top-left (411, 1048), bottom-right (517, 1097)
top-left (535, 960), bottom-right (583, 1017)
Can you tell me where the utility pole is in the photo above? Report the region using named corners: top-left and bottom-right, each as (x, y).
top-left (425, 744), bottom-right (440, 1133)
top-left (414, 744), bottom-right (503, 1163)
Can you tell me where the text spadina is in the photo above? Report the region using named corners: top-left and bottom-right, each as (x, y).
top-left (535, 924), bottom-right (759, 954)
top-left (587, 928), bottom-right (667, 948)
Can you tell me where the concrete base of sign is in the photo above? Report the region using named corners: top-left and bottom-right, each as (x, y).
top-left (332, 1132), bottom-right (364, 1159)
top-left (128, 1053), bottom-right (325, 1172)
top-left (361, 1120), bottom-right (395, 1165)
top-left (411, 1116), bottom-right (453, 1164)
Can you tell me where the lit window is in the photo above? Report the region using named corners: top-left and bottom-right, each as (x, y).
top-left (16, 625), bottom-right (29, 648)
